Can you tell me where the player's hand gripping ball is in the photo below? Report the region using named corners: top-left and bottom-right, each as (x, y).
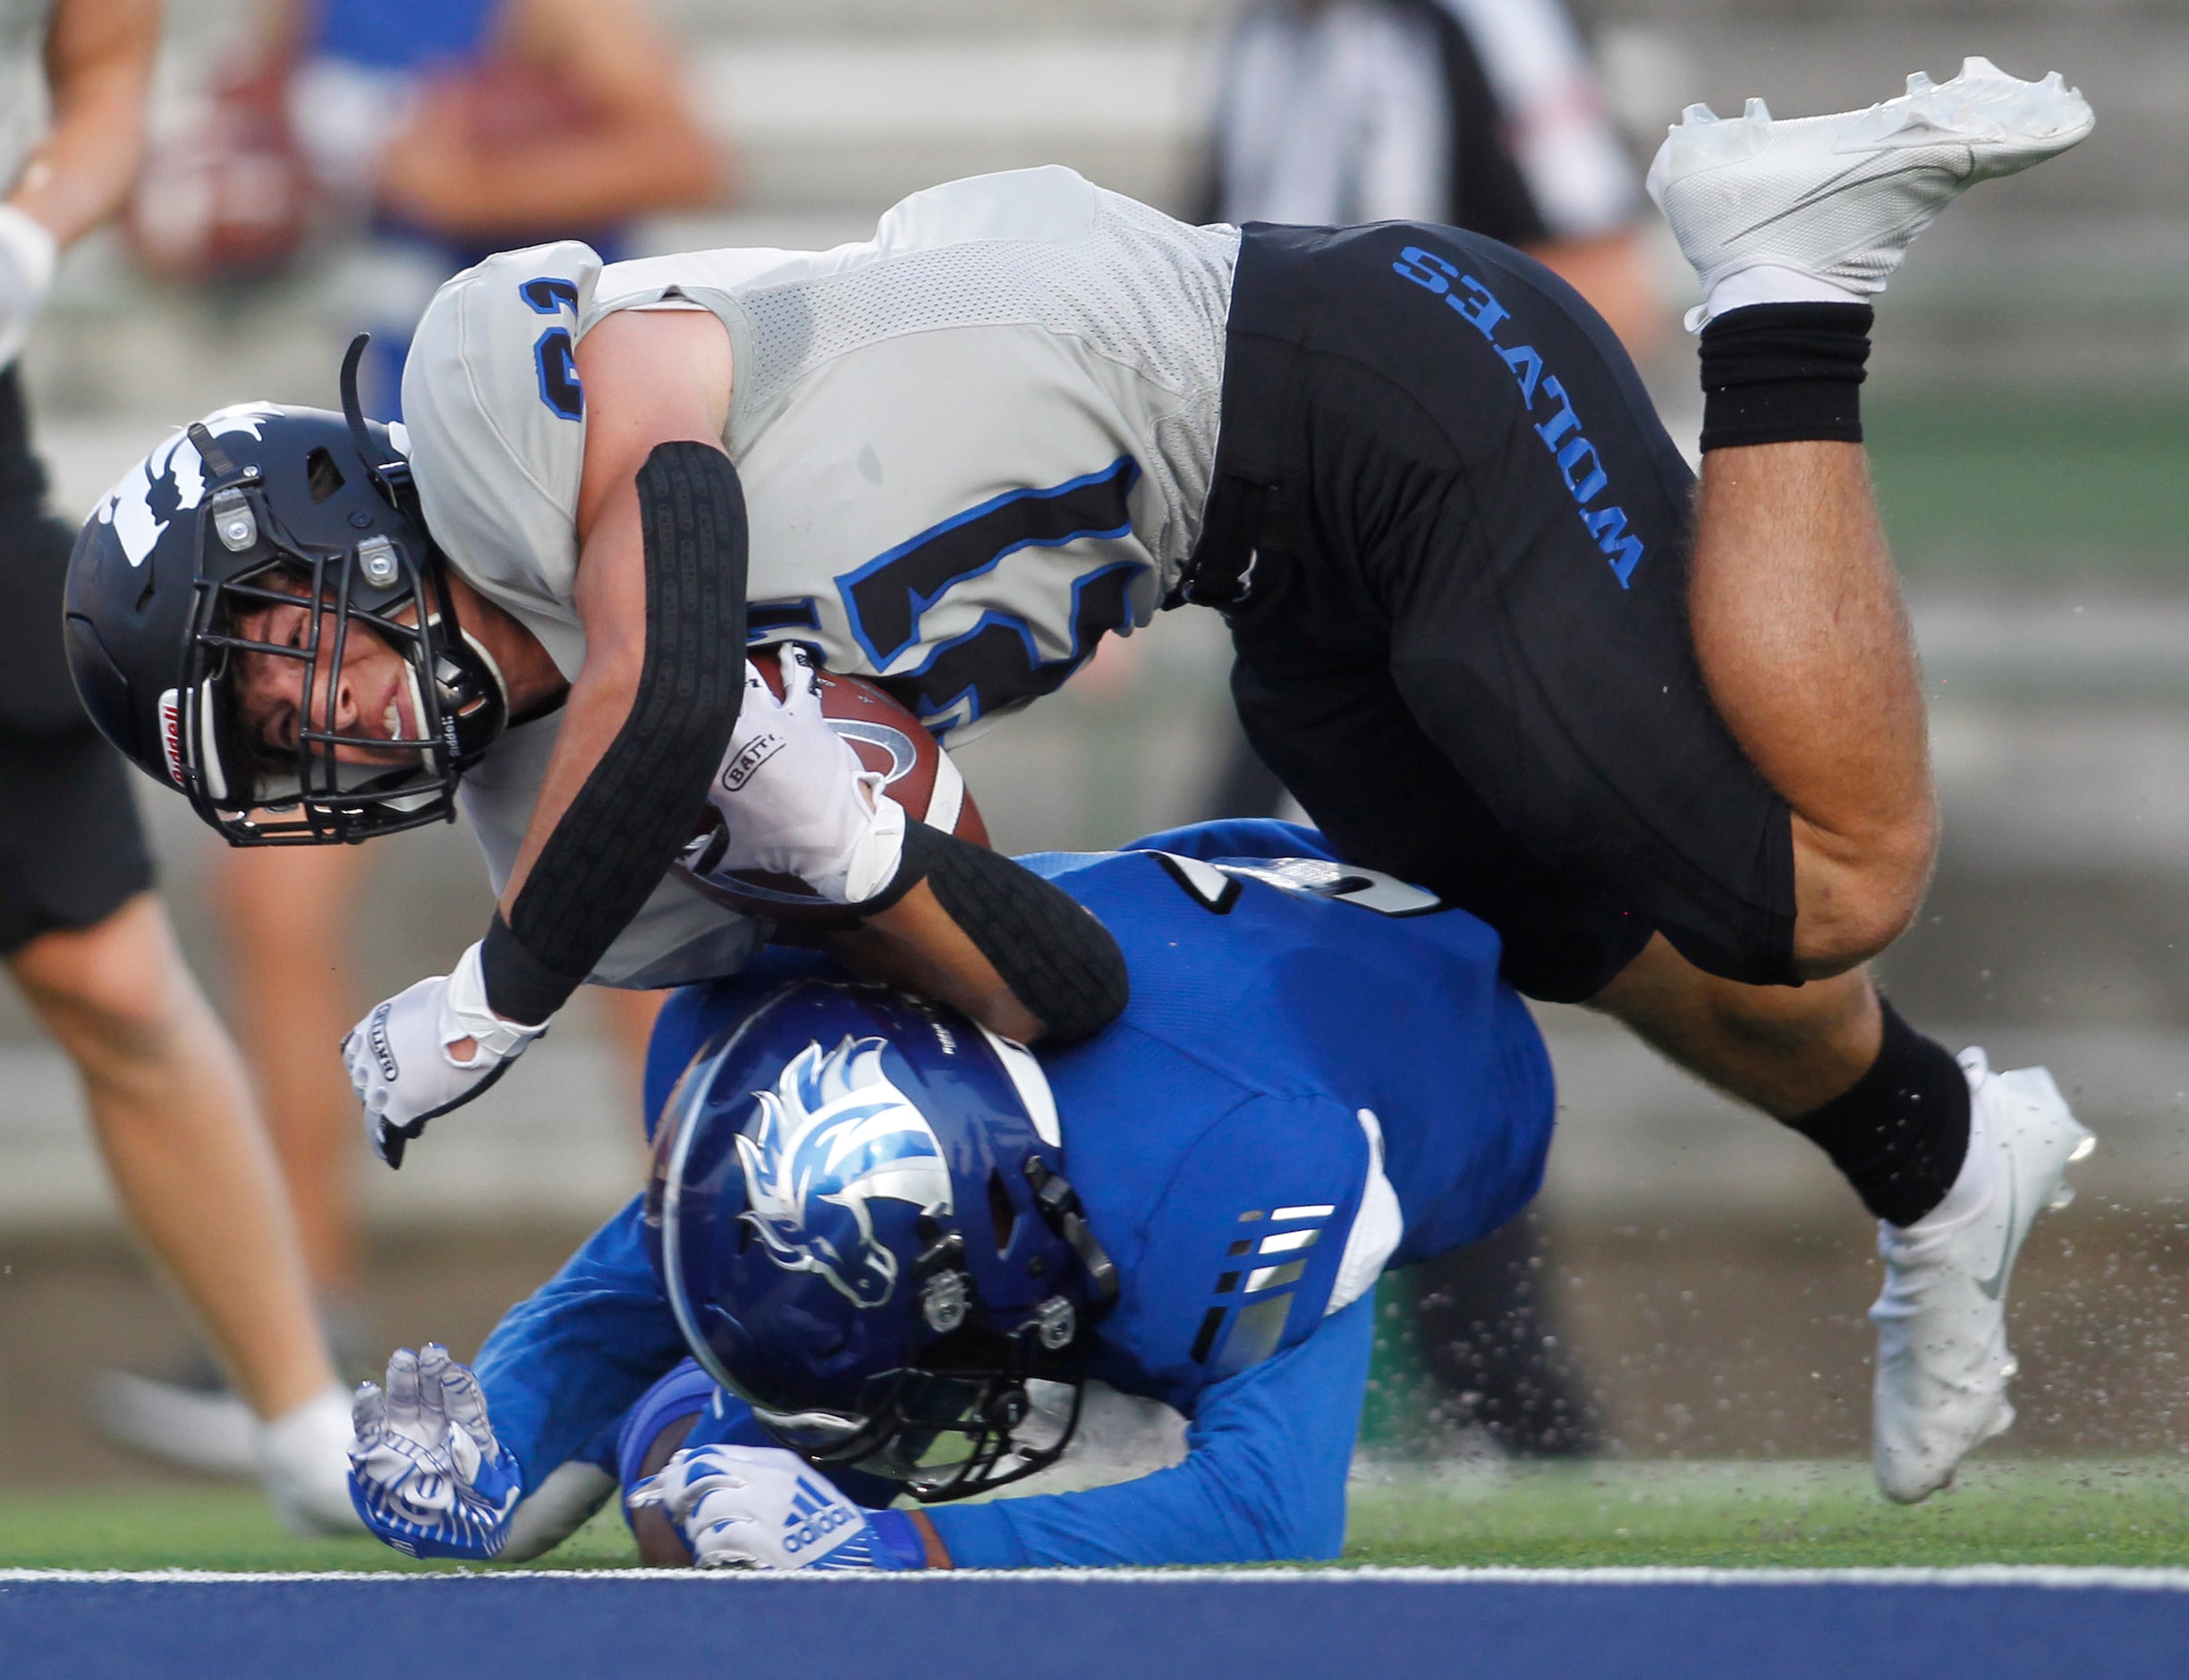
top-left (676, 644), bottom-right (988, 926)
top-left (349, 1345), bottom-right (522, 1560)
top-left (627, 1444), bottom-right (919, 1572)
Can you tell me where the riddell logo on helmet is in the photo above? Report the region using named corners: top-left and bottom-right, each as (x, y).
top-left (157, 689), bottom-right (186, 786)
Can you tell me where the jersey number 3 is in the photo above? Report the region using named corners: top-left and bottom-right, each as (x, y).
top-left (1151, 852), bottom-right (1443, 918)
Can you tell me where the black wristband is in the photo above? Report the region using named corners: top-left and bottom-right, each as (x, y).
top-left (840, 819), bottom-right (946, 920)
top-left (1699, 301), bottom-right (1872, 452)
top-left (480, 912), bottom-right (588, 1026)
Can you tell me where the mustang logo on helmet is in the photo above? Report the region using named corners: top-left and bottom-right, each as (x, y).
top-left (735, 1037), bottom-right (953, 1309)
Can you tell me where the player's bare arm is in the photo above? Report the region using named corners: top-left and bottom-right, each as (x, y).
top-left (0, 0), bottom-right (159, 374)
top-left (11, 0), bottom-right (159, 246)
top-left (498, 308), bottom-right (734, 908)
top-left (520, 311), bottom-right (1059, 1048)
top-left (820, 885), bottom-right (1045, 1048)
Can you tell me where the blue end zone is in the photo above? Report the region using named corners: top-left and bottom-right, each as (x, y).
top-left (4, 1568), bottom-right (2187, 1680)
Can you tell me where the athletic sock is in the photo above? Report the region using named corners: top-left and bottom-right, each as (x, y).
top-left (1782, 1000), bottom-right (1970, 1228)
top-left (1697, 301), bottom-right (1871, 452)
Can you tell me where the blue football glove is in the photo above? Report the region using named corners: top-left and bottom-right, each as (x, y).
top-left (627, 1444), bottom-right (924, 1572)
top-left (348, 1344), bottom-right (523, 1560)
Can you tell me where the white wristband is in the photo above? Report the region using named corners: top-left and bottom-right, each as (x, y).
top-left (1691, 261), bottom-right (1866, 332)
top-left (444, 942), bottom-right (549, 1061)
top-left (0, 202), bottom-right (58, 369)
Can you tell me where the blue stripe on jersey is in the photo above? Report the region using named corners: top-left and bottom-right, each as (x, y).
top-left (838, 457), bottom-right (1141, 669)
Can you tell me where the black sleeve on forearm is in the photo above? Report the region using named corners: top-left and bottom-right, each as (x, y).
top-left (481, 443), bottom-right (747, 1024)
top-left (895, 821), bottom-right (1130, 1047)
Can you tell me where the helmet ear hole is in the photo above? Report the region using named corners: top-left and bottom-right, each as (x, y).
top-left (304, 447), bottom-right (345, 503)
top-left (987, 1167), bottom-right (1017, 1255)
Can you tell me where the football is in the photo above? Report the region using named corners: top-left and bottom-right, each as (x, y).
top-left (123, 71), bottom-right (312, 284)
top-left (675, 652), bottom-right (988, 924)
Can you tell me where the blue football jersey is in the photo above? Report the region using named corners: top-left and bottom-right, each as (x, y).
top-left (479, 821), bottom-right (1553, 1566)
top-left (1009, 820), bottom-right (1554, 1412)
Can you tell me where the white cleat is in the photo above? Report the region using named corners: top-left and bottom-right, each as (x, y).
top-left (1647, 57), bottom-right (2095, 325)
top-left (1870, 1048), bottom-right (2093, 1504)
top-left (90, 1369), bottom-right (260, 1477)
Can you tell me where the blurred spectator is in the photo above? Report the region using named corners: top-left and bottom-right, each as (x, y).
top-left (1198, 0), bottom-right (1651, 1459)
top-left (2, 0), bottom-right (353, 1530)
top-left (1202, 0), bottom-right (1658, 356)
top-left (284, 0), bottom-right (723, 412)
top-left (114, 0), bottom-right (711, 1470)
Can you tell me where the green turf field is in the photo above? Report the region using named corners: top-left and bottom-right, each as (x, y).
top-left (4, 1461), bottom-right (2185, 1573)
top-left (1865, 392), bottom-right (2189, 579)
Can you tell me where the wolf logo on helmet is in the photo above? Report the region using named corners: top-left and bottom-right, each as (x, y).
top-left (92, 403), bottom-right (284, 569)
top-left (62, 343), bottom-right (509, 847)
top-left (735, 1038), bottom-right (952, 1310)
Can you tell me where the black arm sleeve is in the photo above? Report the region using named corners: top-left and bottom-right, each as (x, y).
top-left (895, 821), bottom-right (1129, 1047)
top-left (480, 443), bottom-right (747, 1023)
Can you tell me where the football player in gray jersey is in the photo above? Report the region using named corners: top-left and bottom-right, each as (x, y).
top-left (69, 68), bottom-right (2100, 1507)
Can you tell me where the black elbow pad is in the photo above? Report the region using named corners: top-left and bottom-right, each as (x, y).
top-left (900, 822), bottom-right (1129, 1046)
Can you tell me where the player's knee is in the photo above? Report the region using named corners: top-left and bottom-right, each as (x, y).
top-left (10, 898), bottom-right (184, 1072)
top-left (1793, 844), bottom-right (1930, 976)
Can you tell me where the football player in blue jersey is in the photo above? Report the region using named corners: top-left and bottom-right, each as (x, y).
top-left (346, 821), bottom-right (1553, 1567)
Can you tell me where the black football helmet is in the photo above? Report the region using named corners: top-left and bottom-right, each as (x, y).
top-left (63, 337), bottom-right (507, 844)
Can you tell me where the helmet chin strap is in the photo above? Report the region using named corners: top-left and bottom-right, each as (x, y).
top-left (400, 662), bottom-right (436, 772)
top-left (460, 627), bottom-right (511, 713)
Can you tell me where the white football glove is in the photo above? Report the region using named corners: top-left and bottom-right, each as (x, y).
top-left (349, 1345), bottom-right (522, 1560)
top-left (700, 646), bottom-right (907, 904)
top-left (0, 204), bottom-right (55, 373)
top-left (342, 940), bottom-right (547, 1167)
top-left (626, 1444), bottom-right (920, 1572)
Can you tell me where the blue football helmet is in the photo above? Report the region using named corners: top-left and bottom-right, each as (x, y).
top-left (62, 337), bottom-right (506, 844)
top-left (645, 979), bottom-right (1118, 1502)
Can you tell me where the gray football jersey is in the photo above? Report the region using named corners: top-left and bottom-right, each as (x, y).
top-left (404, 166), bottom-right (1237, 728)
top-left (407, 166), bottom-right (1238, 988)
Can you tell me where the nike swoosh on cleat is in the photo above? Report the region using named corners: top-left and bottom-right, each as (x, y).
top-left (1975, 1168), bottom-right (2015, 1302)
top-left (1721, 150), bottom-right (1974, 244)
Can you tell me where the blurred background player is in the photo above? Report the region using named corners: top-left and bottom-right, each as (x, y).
top-left (100, 0), bottom-right (719, 1481)
top-left (1195, 0), bottom-right (1653, 1461)
top-left (0, 0), bottom-right (352, 1532)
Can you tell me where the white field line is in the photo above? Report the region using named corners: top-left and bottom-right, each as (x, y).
top-left (4, 1565), bottom-right (2189, 1590)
